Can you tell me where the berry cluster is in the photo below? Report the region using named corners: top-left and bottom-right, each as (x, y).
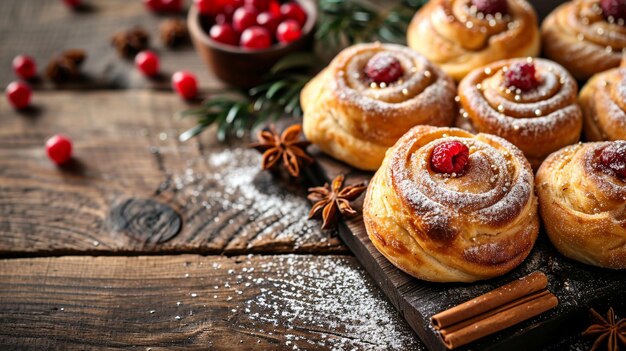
top-left (198, 0), bottom-right (307, 49)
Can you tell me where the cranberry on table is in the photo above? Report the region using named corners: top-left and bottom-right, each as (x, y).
top-left (240, 26), bottom-right (272, 49)
top-left (5, 81), bottom-right (32, 110)
top-left (504, 61), bottom-right (539, 92)
top-left (210, 23), bottom-right (239, 45)
top-left (62, 0), bottom-right (81, 8)
top-left (276, 19), bottom-right (302, 44)
top-left (172, 71), bottom-right (198, 100)
top-left (365, 53), bottom-right (405, 85)
top-left (46, 135), bottom-right (73, 166)
top-left (430, 141), bottom-right (470, 174)
top-left (245, 0), bottom-right (270, 12)
top-left (280, 2), bottom-right (307, 26)
top-left (135, 50), bottom-right (160, 77)
top-left (233, 6), bottom-right (259, 32)
top-left (257, 11), bottom-right (281, 35)
top-left (12, 55), bottom-right (37, 80)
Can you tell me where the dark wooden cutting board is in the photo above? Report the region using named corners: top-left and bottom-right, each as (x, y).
top-left (306, 148), bottom-right (626, 351)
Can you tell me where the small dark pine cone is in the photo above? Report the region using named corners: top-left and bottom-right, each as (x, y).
top-left (160, 18), bottom-right (189, 48)
top-left (46, 49), bottom-right (87, 83)
top-left (111, 27), bottom-right (150, 58)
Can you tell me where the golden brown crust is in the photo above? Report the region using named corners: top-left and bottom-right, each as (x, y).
top-left (301, 43), bottom-right (457, 171)
top-left (457, 58), bottom-right (583, 169)
top-left (579, 67), bottom-right (626, 141)
top-left (536, 142), bottom-right (626, 269)
top-left (541, 0), bottom-right (626, 81)
top-left (407, 0), bottom-right (540, 81)
top-left (363, 126), bottom-right (539, 282)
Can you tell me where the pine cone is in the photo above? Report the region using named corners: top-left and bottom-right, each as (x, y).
top-left (46, 49), bottom-right (87, 83)
top-left (160, 18), bottom-right (189, 48)
top-left (111, 27), bottom-right (150, 58)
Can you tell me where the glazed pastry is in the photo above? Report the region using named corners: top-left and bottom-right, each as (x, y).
top-left (407, 0), bottom-right (540, 81)
top-left (457, 58), bottom-right (583, 169)
top-left (579, 63), bottom-right (626, 141)
top-left (363, 126), bottom-right (538, 283)
top-left (542, 0), bottom-right (626, 80)
top-left (301, 43), bottom-right (457, 171)
top-left (536, 141), bottom-right (626, 269)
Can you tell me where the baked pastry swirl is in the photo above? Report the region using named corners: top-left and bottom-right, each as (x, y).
top-left (301, 43), bottom-right (456, 171)
top-left (457, 58), bottom-right (583, 169)
top-left (363, 126), bottom-right (539, 282)
top-left (542, 0), bottom-right (626, 80)
top-left (536, 141), bottom-right (626, 269)
top-left (579, 64), bottom-right (626, 141)
top-left (407, 0), bottom-right (540, 81)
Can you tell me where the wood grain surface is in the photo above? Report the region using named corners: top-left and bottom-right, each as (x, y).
top-left (0, 90), bottom-right (344, 256)
top-left (0, 254), bottom-right (424, 351)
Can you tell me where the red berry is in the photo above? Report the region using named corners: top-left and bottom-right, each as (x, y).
top-left (12, 55), bottom-right (37, 80)
top-left (144, 0), bottom-right (181, 12)
top-left (503, 62), bottom-right (539, 92)
top-left (233, 6), bottom-right (259, 32)
top-left (215, 5), bottom-right (236, 24)
top-left (46, 135), bottom-right (73, 165)
top-left (364, 53), bottom-right (405, 84)
top-left (240, 26), bottom-right (272, 49)
top-left (276, 19), bottom-right (302, 44)
top-left (431, 141), bottom-right (470, 174)
top-left (172, 71), bottom-right (198, 100)
top-left (280, 2), bottom-right (307, 26)
top-left (135, 50), bottom-right (160, 77)
top-left (471, 0), bottom-right (508, 15)
top-left (209, 23), bottom-right (239, 45)
top-left (257, 11), bottom-right (281, 35)
top-left (195, 0), bottom-right (224, 15)
top-left (245, 0), bottom-right (270, 11)
top-left (63, 0), bottom-right (81, 8)
top-left (5, 81), bottom-right (31, 109)
top-left (599, 141), bottom-right (626, 179)
top-left (600, 0), bottom-right (626, 21)
top-left (269, 0), bottom-right (281, 16)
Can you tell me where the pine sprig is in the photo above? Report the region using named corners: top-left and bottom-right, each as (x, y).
top-left (179, 0), bottom-right (426, 143)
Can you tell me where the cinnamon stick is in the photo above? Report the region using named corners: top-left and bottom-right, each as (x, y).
top-left (430, 272), bottom-right (558, 349)
top-left (431, 271), bottom-right (548, 329)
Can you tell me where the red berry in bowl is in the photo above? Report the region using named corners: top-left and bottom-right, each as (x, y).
top-left (210, 23), bottom-right (239, 45)
top-left (431, 141), bottom-right (470, 175)
top-left (5, 81), bottom-right (31, 109)
top-left (145, 0), bottom-right (182, 12)
top-left (233, 6), bottom-right (259, 32)
top-left (280, 2), bottom-right (307, 26)
top-left (216, 5), bottom-right (236, 24)
top-left (503, 61), bottom-right (539, 92)
top-left (46, 134), bottom-right (73, 165)
top-left (195, 0), bottom-right (223, 15)
top-left (257, 11), bottom-right (281, 35)
top-left (172, 71), bottom-right (198, 100)
top-left (12, 55), bottom-right (37, 80)
top-left (240, 26), bottom-right (272, 49)
top-left (135, 50), bottom-right (160, 77)
top-left (245, 0), bottom-right (270, 12)
top-left (600, 0), bottom-right (626, 21)
top-left (276, 19), bottom-right (302, 43)
top-left (365, 53), bottom-right (405, 84)
top-left (599, 141), bottom-right (626, 179)
top-left (471, 0), bottom-right (508, 15)
top-left (269, 0), bottom-right (281, 16)
top-left (63, 0), bottom-right (81, 8)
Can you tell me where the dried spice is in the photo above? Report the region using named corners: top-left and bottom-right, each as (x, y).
top-left (582, 308), bottom-right (626, 351)
top-left (250, 124), bottom-right (312, 177)
top-left (308, 175), bottom-right (366, 230)
top-left (160, 18), bottom-right (189, 48)
top-left (111, 27), bottom-right (150, 58)
top-left (46, 49), bottom-right (87, 83)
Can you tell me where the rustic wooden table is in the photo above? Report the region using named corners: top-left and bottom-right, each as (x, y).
top-left (0, 1), bottom-right (426, 350)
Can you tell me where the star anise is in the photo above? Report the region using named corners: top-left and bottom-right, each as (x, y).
top-left (160, 18), bottom-right (189, 48)
top-left (111, 27), bottom-right (150, 58)
top-left (250, 124), bottom-right (313, 177)
top-left (308, 174), bottom-right (367, 230)
top-left (583, 308), bottom-right (626, 351)
top-left (46, 49), bottom-right (87, 83)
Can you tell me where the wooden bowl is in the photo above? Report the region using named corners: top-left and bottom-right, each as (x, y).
top-left (188, 1), bottom-right (317, 88)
